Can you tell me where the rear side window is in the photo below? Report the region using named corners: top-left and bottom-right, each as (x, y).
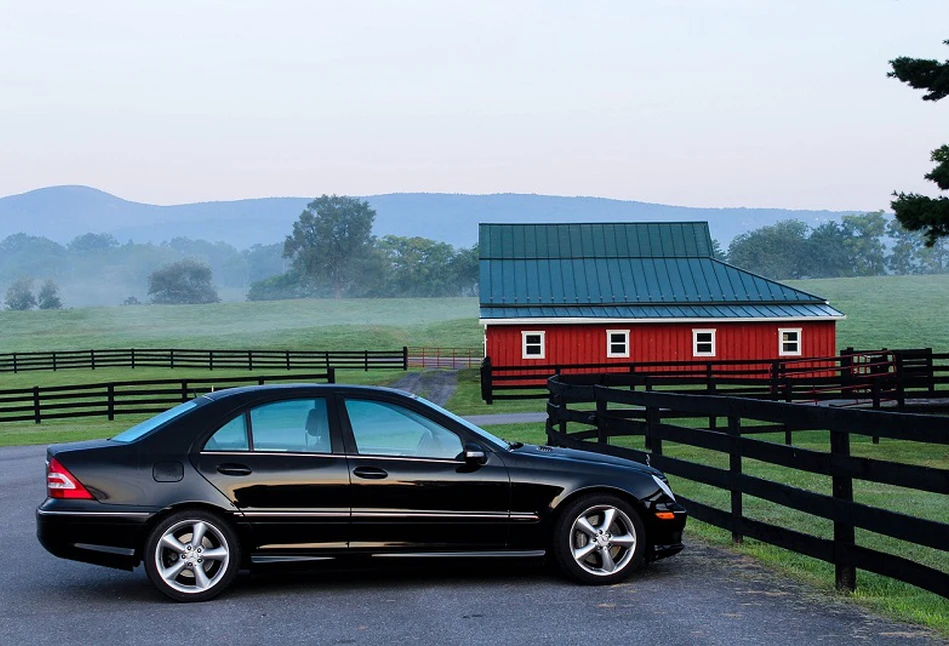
top-left (204, 415), bottom-right (249, 452)
top-left (204, 398), bottom-right (331, 453)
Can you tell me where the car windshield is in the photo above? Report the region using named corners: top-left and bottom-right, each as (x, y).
top-left (409, 394), bottom-right (509, 450)
top-left (111, 399), bottom-right (202, 443)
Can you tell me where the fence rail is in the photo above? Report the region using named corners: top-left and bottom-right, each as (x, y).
top-left (0, 371), bottom-right (335, 424)
top-left (545, 374), bottom-right (949, 599)
top-left (481, 348), bottom-right (949, 407)
top-left (407, 347), bottom-right (482, 369)
top-left (0, 348), bottom-right (409, 373)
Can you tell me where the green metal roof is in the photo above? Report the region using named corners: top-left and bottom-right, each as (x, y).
top-left (478, 222), bottom-right (843, 320)
top-left (480, 222), bottom-right (713, 259)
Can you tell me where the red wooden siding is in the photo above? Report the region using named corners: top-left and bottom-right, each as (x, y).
top-left (485, 321), bottom-right (837, 367)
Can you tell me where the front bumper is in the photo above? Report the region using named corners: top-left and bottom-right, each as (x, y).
top-left (645, 500), bottom-right (687, 561)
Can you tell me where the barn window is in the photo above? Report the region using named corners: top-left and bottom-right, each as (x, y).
top-left (521, 331), bottom-right (546, 359)
top-left (692, 329), bottom-right (716, 357)
top-left (606, 329), bottom-right (630, 358)
top-left (778, 328), bottom-right (802, 356)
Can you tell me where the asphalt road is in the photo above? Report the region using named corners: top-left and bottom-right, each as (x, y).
top-left (0, 444), bottom-right (941, 645)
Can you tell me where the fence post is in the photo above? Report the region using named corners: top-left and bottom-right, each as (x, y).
top-left (643, 379), bottom-right (654, 450)
top-left (402, 346), bottom-right (409, 371)
top-left (327, 367), bottom-right (336, 384)
top-left (830, 428), bottom-right (856, 592)
top-left (33, 386), bottom-right (41, 424)
top-left (248, 351), bottom-right (253, 371)
top-left (645, 393), bottom-right (660, 458)
top-left (728, 414), bottom-right (743, 544)
top-left (595, 388), bottom-right (607, 445)
top-left (90, 349), bottom-right (96, 370)
top-left (481, 356), bottom-right (493, 405)
top-left (324, 350), bottom-right (330, 370)
top-left (170, 349), bottom-right (175, 369)
top-left (12, 353), bottom-right (17, 373)
top-left (107, 384), bottom-right (115, 421)
top-left (209, 350), bottom-right (214, 371)
top-left (894, 352), bottom-right (905, 411)
top-left (52, 352), bottom-right (57, 372)
top-left (181, 381), bottom-right (188, 402)
top-left (286, 350), bottom-right (291, 370)
top-left (769, 361), bottom-right (779, 399)
top-left (364, 350), bottom-right (369, 372)
top-left (131, 348), bottom-right (136, 370)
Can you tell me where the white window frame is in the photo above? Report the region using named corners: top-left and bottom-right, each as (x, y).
top-left (778, 327), bottom-right (802, 357)
top-left (606, 329), bottom-right (630, 358)
top-left (692, 328), bottom-right (716, 357)
top-left (521, 330), bottom-right (546, 360)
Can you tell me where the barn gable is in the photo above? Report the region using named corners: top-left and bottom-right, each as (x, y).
top-left (479, 222), bottom-right (844, 324)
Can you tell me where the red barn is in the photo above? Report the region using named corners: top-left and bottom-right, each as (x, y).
top-left (479, 222), bottom-right (844, 367)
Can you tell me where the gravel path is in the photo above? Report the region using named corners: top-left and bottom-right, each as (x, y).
top-left (389, 369), bottom-right (459, 406)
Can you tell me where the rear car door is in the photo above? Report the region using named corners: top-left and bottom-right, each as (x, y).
top-left (194, 396), bottom-right (350, 559)
top-left (339, 394), bottom-right (512, 552)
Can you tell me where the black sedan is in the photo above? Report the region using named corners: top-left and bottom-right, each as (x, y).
top-left (37, 384), bottom-right (686, 601)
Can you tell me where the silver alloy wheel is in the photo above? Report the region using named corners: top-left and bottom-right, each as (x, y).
top-left (568, 504), bottom-right (637, 577)
top-left (153, 519), bottom-right (231, 595)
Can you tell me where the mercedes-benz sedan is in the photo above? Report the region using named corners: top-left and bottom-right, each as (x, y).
top-left (37, 384), bottom-right (685, 601)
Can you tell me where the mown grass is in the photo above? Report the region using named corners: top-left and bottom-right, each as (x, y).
top-left (0, 298), bottom-right (481, 352)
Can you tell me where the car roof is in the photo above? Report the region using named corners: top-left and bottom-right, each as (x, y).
top-left (201, 383), bottom-right (408, 401)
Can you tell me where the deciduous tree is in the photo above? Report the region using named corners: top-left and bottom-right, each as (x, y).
top-left (283, 195), bottom-right (376, 298)
top-left (37, 280), bottom-right (63, 310)
top-left (147, 260), bottom-right (220, 304)
top-left (5, 278), bottom-right (36, 310)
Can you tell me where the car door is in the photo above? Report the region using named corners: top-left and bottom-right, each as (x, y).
top-left (194, 396), bottom-right (351, 557)
top-left (339, 394), bottom-right (512, 552)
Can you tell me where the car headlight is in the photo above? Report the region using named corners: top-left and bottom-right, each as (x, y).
top-left (651, 474), bottom-right (676, 501)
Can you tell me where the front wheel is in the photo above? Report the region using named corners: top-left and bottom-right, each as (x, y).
top-left (553, 494), bottom-right (645, 585)
top-left (144, 510), bottom-right (240, 602)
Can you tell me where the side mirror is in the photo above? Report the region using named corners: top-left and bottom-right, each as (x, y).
top-left (463, 442), bottom-right (487, 465)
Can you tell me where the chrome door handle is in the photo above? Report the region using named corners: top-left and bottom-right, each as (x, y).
top-left (353, 466), bottom-right (388, 480)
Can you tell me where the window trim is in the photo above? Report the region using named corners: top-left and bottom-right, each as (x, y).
top-left (606, 329), bottom-right (630, 358)
top-left (778, 327), bottom-right (803, 357)
top-left (521, 330), bottom-right (546, 360)
top-left (692, 328), bottom-right (717, 357)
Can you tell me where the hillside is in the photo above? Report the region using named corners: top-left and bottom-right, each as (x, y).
top-left (0, 185), bottom-right (863, 250)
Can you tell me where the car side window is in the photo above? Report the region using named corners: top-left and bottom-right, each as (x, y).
top-left (204, 415), bottom-right (249, 452)
top-left (344, 399), bottom-right (463, 460)
top-left (250, 398), bottom-right (332, 453)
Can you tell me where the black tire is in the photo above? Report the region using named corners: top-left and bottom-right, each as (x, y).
top-left (552, 494), bottom-right (645, 585)
top-left (144, 510), bottom-right (240, 602)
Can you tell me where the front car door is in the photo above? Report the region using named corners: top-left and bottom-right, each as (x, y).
top-left (339, 393), bottom-right (512, 553)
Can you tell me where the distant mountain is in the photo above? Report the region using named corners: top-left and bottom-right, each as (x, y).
top-left (0, 185), bottom-right (864, 250)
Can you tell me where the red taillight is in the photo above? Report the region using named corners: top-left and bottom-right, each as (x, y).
top-left (47, 457), bottom-right (95, 500)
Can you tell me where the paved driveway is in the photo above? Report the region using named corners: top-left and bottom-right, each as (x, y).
top-left (0, 445), bottom-right (939, 645)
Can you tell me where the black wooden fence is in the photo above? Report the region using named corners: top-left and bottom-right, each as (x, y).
top-left (0, 348), bottom-right (408, 373)
top-left (546, 374), bottom-right (949, 599)
top-left (0, 371), bottom-right (335, 424)
top-left (482, 348), bottom-right (949, 406)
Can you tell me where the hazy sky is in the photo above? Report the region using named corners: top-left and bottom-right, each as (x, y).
top-left (1, 1), bottom-right (947, 211)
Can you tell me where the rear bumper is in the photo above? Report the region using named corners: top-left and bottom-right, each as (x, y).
top-left (36, 502), bottom-right (151, 571)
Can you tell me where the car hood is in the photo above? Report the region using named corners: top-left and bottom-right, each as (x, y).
top-left (510, 443), bottom-right (662, 476)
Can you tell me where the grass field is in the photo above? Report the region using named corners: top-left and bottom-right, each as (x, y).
top-left (2, 275), bottom-right (948, 632)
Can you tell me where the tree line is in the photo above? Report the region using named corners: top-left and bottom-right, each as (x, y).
top-left (722, 212), bottom-right (948, 280)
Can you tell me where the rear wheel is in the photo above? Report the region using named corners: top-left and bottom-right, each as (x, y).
top-left (144, 510), bottom-right (240, 602)
top-left (553, 494), bottom-right (645, 585)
